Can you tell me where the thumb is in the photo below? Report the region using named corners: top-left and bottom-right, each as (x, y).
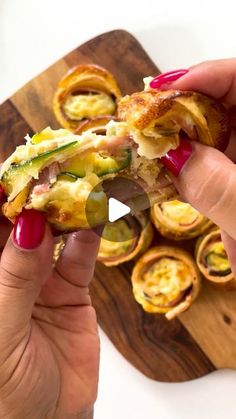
top-left (0, 209), bottom-right (54, 337)
top-left (161, 139), bottom-right (236, 239)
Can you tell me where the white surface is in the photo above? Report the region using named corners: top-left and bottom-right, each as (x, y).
top-left (108, 198), bottom-right (130, 222)
top-left (1, 0), bottom-right (236, 417)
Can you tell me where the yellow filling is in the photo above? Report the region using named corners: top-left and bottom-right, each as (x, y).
top-left (63, 92), bottom-right (116, 120)
top-left (161, 200), bottom-right (199, 226)
top-left (140, 257), bottom-right (192, 307)
top-left (28, 173), bottom-right (107, 229)
top-left (98, 219), bottom-right (136, 259)
top-left (106, 120), bottom-right (178, 159)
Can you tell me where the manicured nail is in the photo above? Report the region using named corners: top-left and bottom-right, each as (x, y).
top-left (150, 69), bottom-right (189, 89)
top-left (14, 209), bottom-right (46, 249)
top-left (0, 184), bottom-right (6, 205)
top-left (160, 139), bottom-right (192, 177)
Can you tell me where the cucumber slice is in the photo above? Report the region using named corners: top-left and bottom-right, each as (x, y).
top-left (2, 141), bottom-right (78, 197)
top-left (62, 149), bottom-right (131, 178)
top-left (205, 251), bottom-right (231, 276)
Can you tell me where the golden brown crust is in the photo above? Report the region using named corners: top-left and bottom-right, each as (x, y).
top-left (195, 228), bottom-right (235, 285)
top-left (53, 64), bottom-right (121, 131)
top-left (131, 246), bottom-right (201, 319)
top-left (2, 185), bottom-right (30, 222)
top-left (151, 200), bottom-right (213, 240)
top-left (118, 90), bottom-right (230, 151)
top-left (97, 211), bottom-right (154, 266)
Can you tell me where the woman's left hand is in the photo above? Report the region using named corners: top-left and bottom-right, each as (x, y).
top-left (0, 210), bottom-right (100, 419)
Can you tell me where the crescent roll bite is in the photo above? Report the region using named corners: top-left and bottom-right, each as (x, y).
top-left (151, 199), bottom-right (213, 240)
top-left (131, 246), bottom-right (201, 320)
top-left (0, 127), bottom-right (132, 231)
top-left (196, 228), bottom-right (234, 284)
top-left (116, 87), bottom-right (230, 157)
top-left (53, 64), bottom-right (121, 131)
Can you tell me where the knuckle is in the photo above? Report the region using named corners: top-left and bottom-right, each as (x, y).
top-left (0, 246), bottom-right (44, 287)
top-left (72, 230), bottom-right (97, 245)
top-left (188, 164), bottom-right (236, 221)
top-left (0, 265), bottom-right (33, 290)
top-left (60, 252), bottom-right (93, 270)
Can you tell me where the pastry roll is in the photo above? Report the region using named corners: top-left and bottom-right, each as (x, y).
top-left (0, 124), bottom-right (177, 231)
top-left (106, 86), bottom-right (230, 205)
top-left (131, 246), bottom-right (201, 320)
top-left (97, 212), bottom-right (153, 266)
top-left (151, 199), bottom-right (213, 240)
top-left (196, 228), bottom-right (234, 284)
top-left (0, 127), bottom-right (131, 231)
top-left (117, 88), bottom-right (230, 158)
top-left (53, 65), bottom-right (121, 131)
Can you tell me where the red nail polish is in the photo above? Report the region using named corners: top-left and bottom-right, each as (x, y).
top-left (161, 139), bottom-right (192, 177)
top-left (0, 184), bottom-right (6, 205)
top-left (14, 209), bottom-right (46, 249)
top-left (150, 69), bottom-right (189, 89)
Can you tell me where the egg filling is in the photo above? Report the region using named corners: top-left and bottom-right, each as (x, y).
top-left (63, 91), bottom-right (116, 121)
top-left (98, 219), bottom-right (137, 260)
top-left (160, 200), bottom-right (200, 227)
top-left (137, 257), bottom-right (192, 308)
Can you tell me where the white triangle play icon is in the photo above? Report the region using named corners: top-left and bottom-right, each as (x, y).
top-left (108, 197), bottom-right (130, 222)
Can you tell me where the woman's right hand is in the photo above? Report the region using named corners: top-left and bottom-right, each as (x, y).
top-left (152, 59), bottom-right (236, 276)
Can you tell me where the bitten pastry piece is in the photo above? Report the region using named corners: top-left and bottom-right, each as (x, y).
top-left (151, 199), bottom-right (213, 240)
top-left (0, 125), bottom-right (179, 231)
top-left (53, 65), bottom-right (121, 131)
top-left (97, 212), bottom-right (153, 266)
top-left (0, 127), bottom-right (132, 231)
top-left (114, 88), bottom-right (230, 158)
top-left (196, 228), bottom-right (234, 284)
top-left (131, 246), bottom-right (201, 320)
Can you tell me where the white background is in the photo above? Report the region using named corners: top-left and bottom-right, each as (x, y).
top-left (1, 0), bottom-right (236, 418)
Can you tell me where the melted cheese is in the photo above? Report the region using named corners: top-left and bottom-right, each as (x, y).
top-left (99, 219), bottom-right (136, 258)
top-left (28, 173), bottom-right (107, 229)
top-left (106, 121), bottom-right (161, 186)
top-left (63, 92), bottom-right (116, 120)
top-left (106, 119), bottom-right (178, 159)
top-left (141, 257), bottom-right (192, 306)
top-left (131, 127), bottom-right (179, 159)
top-left (161, 200), bottom-right (199, 225)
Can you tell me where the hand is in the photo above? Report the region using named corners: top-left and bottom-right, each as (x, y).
top-left (0, 209), bottom-right (100, 419)
top-left (152, 59), bottom-right (236, 277)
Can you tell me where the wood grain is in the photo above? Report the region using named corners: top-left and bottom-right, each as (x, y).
top-left (1, 29), bottom-right (235, 381)
top-left (91, 260), bottom-right (214, 381)
top-left (179, 281), bottom-right (236, 369)
top-left (11, 59), bottom-right (69, 132)
top-left (0, 100), bottom-right (33, 160)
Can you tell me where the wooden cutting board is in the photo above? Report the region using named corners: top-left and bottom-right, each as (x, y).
top-left (1, 29), bottom-right (236, 382)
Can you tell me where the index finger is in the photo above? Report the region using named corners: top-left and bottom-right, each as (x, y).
top-left (172, 58), bottom-right (236, 105)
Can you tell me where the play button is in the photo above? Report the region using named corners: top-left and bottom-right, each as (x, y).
top-left (85, 176), bottom-right (150, 242)
top-left (108, 198), bottom-right (130, 222)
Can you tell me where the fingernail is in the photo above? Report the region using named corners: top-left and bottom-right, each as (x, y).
top-left (14, 209), bottom-right (46, 249)
top-left (0, 184), bottom-right (6, 205)
top-left (160, 139), bottom-right (192, 177)
top-left (150, 69), bottom-right (189, 89)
